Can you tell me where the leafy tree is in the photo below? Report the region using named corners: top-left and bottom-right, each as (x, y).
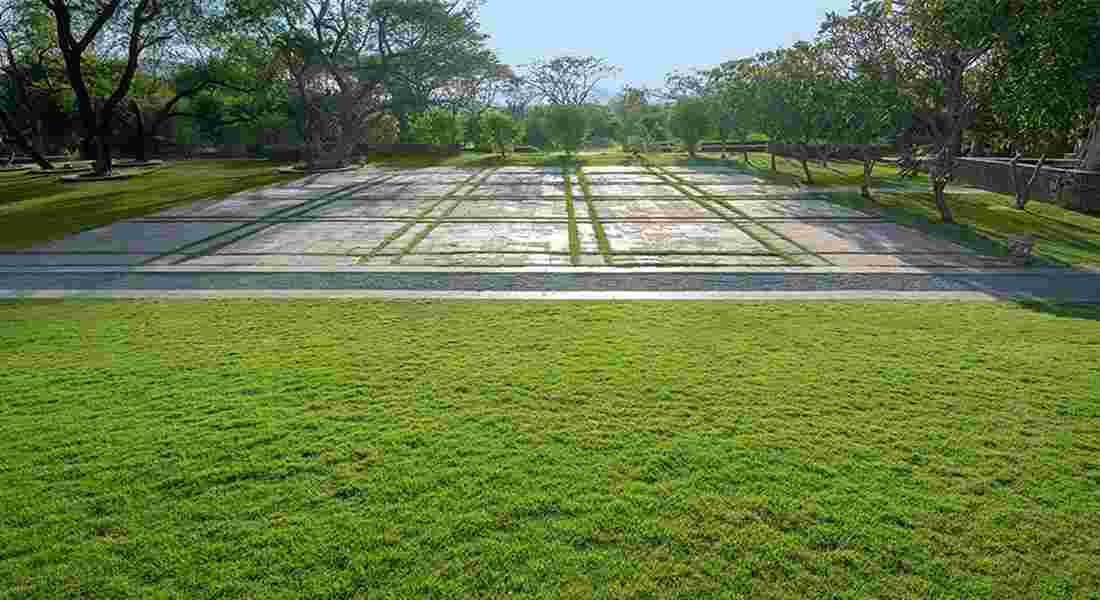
top-left (38, 0), bottom-right (209, 175)
top-left (480, 109), bottom-right (519, 157)
top-left (523, 107), bottom-right (550, 148)
top-left (522, 56), bottom-right (619, 105)
top-left (410, 108), bottom-right (463, 146)
top-left (545, 104), bottom-right (588, 155)
top-left (610, 86), bottom-right (650, 151)
top-left (668, 97), bottom-right (713, 156)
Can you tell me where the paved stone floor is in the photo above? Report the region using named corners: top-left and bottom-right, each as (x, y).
top-left (1, 164), bottom-right (1017, 269)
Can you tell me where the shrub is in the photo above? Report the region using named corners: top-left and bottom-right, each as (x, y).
top-left (409, 109), bottom-right (464, 146)
top-left (480, 110), bottom-right (521, 158)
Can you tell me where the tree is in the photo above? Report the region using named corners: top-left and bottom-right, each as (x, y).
top-left (39, 0), bottom-right (206, 175)
top-left (410, 107), bottom-right (463, 145)
top-left (500, 75), bottom-right (539, 120)
top-left (480, 109), bottom-right (518, 158)
top-left (0, 0), bottom-right (60, 169)
top-left (611, 85), bottom-right (649, 151)
top-left (545, 104), bottom-right (587, 155)
top-left (706, 60), bottom-right (757, 162)
top-left (668, 97), bottom-right (712, 157)
top-left (522, 55), bottom-right (619, 105)
top-left (369, 0), bottom-right (495, 139)
top-left (748, 43), bottom-right (843, 184)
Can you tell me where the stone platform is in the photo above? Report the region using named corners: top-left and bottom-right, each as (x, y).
top-left (0, 165), bottom-right (1018, 270)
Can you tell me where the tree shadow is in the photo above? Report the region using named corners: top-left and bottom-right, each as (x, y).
top-left (1013, 299), bottom-right (1100, 321)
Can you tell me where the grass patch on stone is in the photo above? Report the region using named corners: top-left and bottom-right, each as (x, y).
top-left (1, 300), bottom-right (1099, 598)
top-left (0, 160), bottom-right (297, 250)
top-left (574, 167), bottom-right (614, 264)
top-left (562, 173), bottom-right (582, 266)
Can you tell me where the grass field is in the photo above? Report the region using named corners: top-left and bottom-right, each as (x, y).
top-left (0, 160), bottom-right (296, 250)
top-left (2, 300), bottom-right (1098, 598)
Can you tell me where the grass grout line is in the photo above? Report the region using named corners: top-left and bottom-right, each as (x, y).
top-left (640, 163), bottom-right (805, 266)
top-left (153, 173), bottom-right (401, 266)
top-left (386, 168), bottom-right (498, 265)
top-left (563, 172), bottom-right (582, 266)
top-left (648, 162), bottom-right (836, 267)
top-left (575, 166), bottom-right (614, 265)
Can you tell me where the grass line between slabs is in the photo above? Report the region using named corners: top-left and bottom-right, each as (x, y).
top-left (358, 168), bottom-right (492, 264)
top-left (641, 163), bottom-right (806, 266)
top-left (574, 166), bottom-right (614, 265)
top-left (663, 171), bottom-right (834, 267)
top-left (387, 168), bottom-right (497, 265)
top-left (148, 172), bottom-right (400, 267)
top-left (563, 172), bottom-right (582, 266)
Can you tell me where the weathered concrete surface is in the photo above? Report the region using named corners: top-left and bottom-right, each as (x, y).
top-left (2, 164), bottom-right (1025, 272)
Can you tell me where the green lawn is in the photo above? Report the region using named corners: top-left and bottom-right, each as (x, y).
top-left (2, 300), bottom-right (1098, 598)
top-left (0, 160), bottom-right (296, 250)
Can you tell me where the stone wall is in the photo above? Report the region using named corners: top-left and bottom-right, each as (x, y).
top-left (954, 158), bottom-right (1100, 213)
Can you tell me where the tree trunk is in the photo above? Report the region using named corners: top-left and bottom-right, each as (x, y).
top-left (131, 101), bottom-right (148, 163)
top-left (770, 152), bottom-right (776, 172)
top-left (0, 109), bottom-right (53, 170)
top-left (1083, 106), bottom-right (1100, 171)
top-left (93, 134), bottom-right (113, 176)
top-left (743, 151), bottom-right (749, 164)
top-left (861, 148), bottom-right (876, 200)
top-left (933, 179), bottom-right (954, 224)
top-left (1015, 155), bottom-right (1047, 210)
top-left (799, 145), bottom-right (814, 185)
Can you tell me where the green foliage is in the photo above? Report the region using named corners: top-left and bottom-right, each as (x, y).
top-left (523, 109), bottom-right (551, 149)
top-left (545, 105), bottom-right (589, 154)
top-left (409, 108), bottom-right (464, 146)
top-left (479, 109), bottom-right (520, 157)
top-left (366, 113), bottom-right (400, 146)
top-left (668, 97), bottom-right (714, 155)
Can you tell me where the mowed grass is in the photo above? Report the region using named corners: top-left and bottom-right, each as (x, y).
top-left (0, 160), bottom-right (296, 250)
top-left (2, 300), bottom-right (1099, 598)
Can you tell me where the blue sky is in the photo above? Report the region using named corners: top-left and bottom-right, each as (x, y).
top-left (479, 0), bottom-right (852, 97)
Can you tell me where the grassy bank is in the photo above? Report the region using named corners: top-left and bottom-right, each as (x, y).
top-left (2, 300), bottom-right (1098, 598)
top-left (0, 160), bottom-right (296, 250)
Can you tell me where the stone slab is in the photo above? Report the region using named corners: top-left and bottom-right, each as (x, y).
top-left (0, 253), bottom-right (150, 267)
top-left (448, 199), bottom-right (570, 219)
top-left (412, 222), bottom-right (589, 254)
top-left (200, 221), bottom-right (409, 256)
top-left (394, 253), bottom-right (571, 267)
top-left (29, 222), bottom-right (245, 255)
top-left (588, 184), bottom-right (685, 197)
top-left (673, 173), bottom-right (764, 185)
top-left (153, 188), bottom-right (333, 217)
top-left (493, 167), bottom-right (563, 174)
top-left (773, 222), bottom-right (977, 255)
top-left (583, 173), bottom-right (667, 185)
top-left (581, 166), bottom-right (651, 173)
top-left (182, 254), bottom-right (363, 267)
top-left (612, 254), bottom-right (791, 266)
top-left (469, 184), bottom-right (568, 197)
top-left (302, 199), bottom-right (444, 218)
top-left (732, 200), bottom-right (875, 219)
top-left (481, 173), bottom-right (564, 185)
top-left (602, 222), bottom-right (772, 254)
top-left (592, 200), bottom-right (718, 220)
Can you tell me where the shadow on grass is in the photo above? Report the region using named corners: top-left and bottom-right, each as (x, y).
top-left (1014, 300), bottom-right (1100, 321)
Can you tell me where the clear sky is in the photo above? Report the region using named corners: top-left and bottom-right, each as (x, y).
top-left (478, 0), bottom-right (852, 98)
